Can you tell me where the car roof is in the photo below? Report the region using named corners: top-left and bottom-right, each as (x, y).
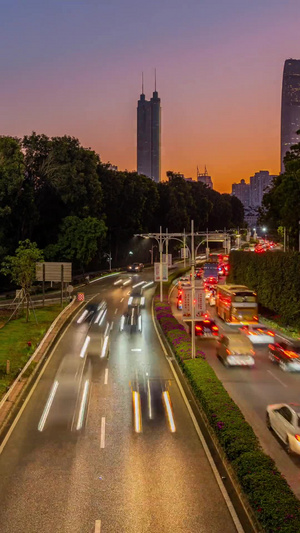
top-left (225, 333), bottom-right (253, 349)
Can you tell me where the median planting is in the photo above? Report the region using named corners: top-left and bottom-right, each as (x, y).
top-left (154, 295), bottom-right (300, 532)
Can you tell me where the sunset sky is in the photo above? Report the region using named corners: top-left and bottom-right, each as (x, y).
top-left (1, 0), bottom-right (300, 192)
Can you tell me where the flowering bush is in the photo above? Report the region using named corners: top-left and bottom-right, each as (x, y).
top-left (154, 293), bottom-right (300, 532)
top-left (154, 296), bottom-right (205, 361)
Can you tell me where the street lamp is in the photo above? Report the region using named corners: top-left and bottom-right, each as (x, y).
top-left (149, 244), bottom-right (157, 264)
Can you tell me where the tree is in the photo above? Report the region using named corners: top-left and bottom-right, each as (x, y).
top-left (1, 240), bottom-right (44, 321)
top-left (21, 133), bottom-right (104, 248)
top-left (45, 216), bottom-right (107, 270)
top-left (0, 136), bottom-right (27, 259)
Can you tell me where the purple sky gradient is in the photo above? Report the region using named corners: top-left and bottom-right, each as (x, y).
top-left (1, 0), bottom-right (299, 191)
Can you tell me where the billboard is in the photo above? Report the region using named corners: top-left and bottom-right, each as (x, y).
top-left (182, 287), bottom-right (206, 319)
top-left (154, 262), bottom-right (168, 282)
top-left (36, 262), bottom-right (72, 282)
top-left (162, 254), bottom-right (172, 267)
top-left (182, 288), bottom-right (192, 318)
top-left (195, 289), bottom-right (206, 317)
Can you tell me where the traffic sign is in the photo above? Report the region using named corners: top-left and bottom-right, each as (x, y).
top-left (67, 285), bottom-right (74, 294)
top-left (77, 292), bottom-right (85, 302)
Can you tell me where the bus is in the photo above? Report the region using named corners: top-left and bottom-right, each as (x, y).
top-left (216, 285), bottom-right (258, 324)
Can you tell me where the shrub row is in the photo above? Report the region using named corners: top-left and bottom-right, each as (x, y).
top-left (154, 295), bottom-right (300, 532)
top-left (228, 251), bottom-right (300, 327)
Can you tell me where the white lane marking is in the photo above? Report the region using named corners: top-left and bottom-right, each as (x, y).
top-left (100, 417), bottom-right (106, 448)
top-left (38, 380), bottom-right (59, 431)
top-left (114, 308), bottom-right (118, 315)
top-left (76, 380), bottom-right (90, 430)
top-left (120, 297), bottom-right (124, 302)
top-left (95, 519), bottom-right (101, 532)
top-left (151, 300), bottom-right (244, 533)
top-left (110, 321), bottom-right (114, 331)
top-left (267, 370), bottom-right (288, 388)
top-left (104, 368), bottom-right (109, 385)
top-left (131, 349), bottom-right (142, 352)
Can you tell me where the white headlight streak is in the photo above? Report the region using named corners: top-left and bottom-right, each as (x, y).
top-left (77, 310), bottom-right (88, 324)
top-left (38, 380), bottom-right (59, 431)
top-left (76, 380), bottom-right (90, 430)
top-left (80, 336), bottom-right (91, 358)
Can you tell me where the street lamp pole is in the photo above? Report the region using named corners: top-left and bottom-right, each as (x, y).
top-left (183, 229), bottom-right (186, 267)
top-left (191, 219), bottom-right (196, 359)
top-left (159, 226), bottom-right (163, 303)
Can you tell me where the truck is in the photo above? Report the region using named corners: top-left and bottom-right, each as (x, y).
top-left (203, 262), bottom-right (219, 282)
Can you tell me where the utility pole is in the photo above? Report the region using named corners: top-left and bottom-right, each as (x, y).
top-left (183, 229), bottom-right (186, 267)
top-left (191, 219), bottom-right (196, 359)
top-left (284, 227), bottom-right (286, 252)
top-left (298, 221), bottom-right (300, 252)
top-left (166, 228), bottom-right (169, 265)
top-left (159, 226), bottom-right (163, 302)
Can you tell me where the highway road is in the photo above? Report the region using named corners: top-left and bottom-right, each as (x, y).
top-left (171, 280), bottom-right (300, 499)
top-left (0, 271), bottom-right (241, 533)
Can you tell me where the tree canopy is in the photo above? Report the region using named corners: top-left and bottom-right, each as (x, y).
top-left (259, 130), bottom-right (300, 247)
top-left (0, 133), bottom-right (244, 276)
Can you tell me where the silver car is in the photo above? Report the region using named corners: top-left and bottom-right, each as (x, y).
top-left (266, 403), bottom-right (300, 454)
top-left (216, 333), bottom-right (255, 367)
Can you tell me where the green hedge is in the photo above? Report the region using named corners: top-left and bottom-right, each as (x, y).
top-left (228, 251), bottom-right (300, 327)
top-left (154, 296), bottom-right (300, 532)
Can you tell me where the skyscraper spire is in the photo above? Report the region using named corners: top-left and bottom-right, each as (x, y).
top-left (155, 68), bottom-right (156, 92)
top-left (142, 71), bottom-right (144, 94)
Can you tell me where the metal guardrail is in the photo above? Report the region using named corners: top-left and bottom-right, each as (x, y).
top-left (0, 297), bottom-right (76, 412)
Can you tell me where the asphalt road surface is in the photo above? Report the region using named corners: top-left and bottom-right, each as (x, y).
top-left (0, 271), bottom-right (240, 533)
top-left (171, 279), bottom-right (300, 498)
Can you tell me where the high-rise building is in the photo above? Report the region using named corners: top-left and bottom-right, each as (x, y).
top-left (281, 59), bottom-right (300, 172)
top-left (231, 171), bottom-right (277, 226)
top-left (137, 74), bottom-right (161, 182)
top-left (196, 166), bottom-right (213, 188)
top-left (231, 179), bottom-right (250, 207)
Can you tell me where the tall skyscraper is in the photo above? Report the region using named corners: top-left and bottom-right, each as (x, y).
top-left (281, 59), bottom-right (300, 173)
top-left (137, 74), bottom-right (161, 182)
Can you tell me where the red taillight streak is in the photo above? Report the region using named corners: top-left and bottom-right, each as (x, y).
top-left (295, 434), bottom-right (300, 442)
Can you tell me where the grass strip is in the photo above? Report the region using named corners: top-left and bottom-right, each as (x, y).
top-left (0, 305), bottom-right (65, 398)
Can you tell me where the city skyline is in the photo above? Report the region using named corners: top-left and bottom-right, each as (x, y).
top-left (281, 58), bottom-right (300, 172)
top-left (0, 1), bottom-right (299, 192)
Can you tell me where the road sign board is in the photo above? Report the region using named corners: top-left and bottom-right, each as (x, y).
top-left (67, 285), bottom-right (74, 294)
top-left (77, 292), bottom-right (85, 302)
top-left (181, 247), bottom-right (189, 259)
top-left (36, 262), bottom-right (72, 282)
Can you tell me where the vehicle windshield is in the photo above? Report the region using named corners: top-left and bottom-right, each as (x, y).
top-left (234, 292), bottom-right (256, 302)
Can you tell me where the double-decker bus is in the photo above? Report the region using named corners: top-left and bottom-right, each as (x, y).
top-left (216, 285), bottom-right (258, 324)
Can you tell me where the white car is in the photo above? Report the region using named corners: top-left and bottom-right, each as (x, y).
top-left (266, 403), bottom-right (300, 455)
top-left (239, 324), bottom-right (275, 344)
top-left (209, 294), bottom-right (216, 306)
